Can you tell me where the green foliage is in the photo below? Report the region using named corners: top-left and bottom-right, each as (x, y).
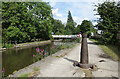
top-left (55, 56), bottom-right (60, 58)
top-left (19, 73), bottom-right (30, 77)
top-left (50, 36), bottom-right (54, 41)
top-left (65, 11), bottom-right (76, 35)
top-left (6, 26), bottom-right (25, 42)
top-left (79, 20), bottom-right (94, 36)
top-left (33, 67), bottom-right (39, 71)
top-left (57, 44), bottom-right (72, 50)
top-left (51, 48), bottom-right (57, 54)
top-left (74, 25), bottom-right (81, 34)
top-left (2, 2), bottom-right (54, 47)
top-left (92, 28), bottom-right (98, 35)
top-left (50, 45), bottom-right (57, 54)
top-left (2, 42), bottom-right (14, 48)
top-left (53, 19), bottom-right (65, 35)
top-left (75, 37), bottom-right (81, 43)
top-left (62, 39), bottom-right (75, 42)
top-left (95, 1), bottom-right (120, 44)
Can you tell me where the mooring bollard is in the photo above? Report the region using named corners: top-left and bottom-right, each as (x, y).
top-left (73, 33), bottom-right (96, 69)
top-left (80, 34), bottom-right (88, 64)
top-left (79, 34), bottom-right (90, 68)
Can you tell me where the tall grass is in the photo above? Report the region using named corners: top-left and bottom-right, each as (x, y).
top-left (90, 39), bottom-right (120, 61)
top-left (19, 73), bottom-right (30, 77)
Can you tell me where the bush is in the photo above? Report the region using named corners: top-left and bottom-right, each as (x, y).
top-left (102, 32), bottom-right (114, 44)
top-left (51, 49), bottom-right (56, 54)
top-left (75, 37), bottom-right (81, 43)
top-left (2, 43), bottom-right (14, 48)
top-left (50, 36), bottom-right (54, 41)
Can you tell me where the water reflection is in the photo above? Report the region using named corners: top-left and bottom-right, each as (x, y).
top-left (2, 41), bottom-right (75, 77)
top-left (2, 43), bottom-right (52, 77)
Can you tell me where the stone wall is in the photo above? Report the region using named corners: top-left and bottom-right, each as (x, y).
top-left (14, 40), bottom-right (51, 48)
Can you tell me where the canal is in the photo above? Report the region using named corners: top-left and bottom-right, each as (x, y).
top-left (2, 40), bottom-right (77, 77)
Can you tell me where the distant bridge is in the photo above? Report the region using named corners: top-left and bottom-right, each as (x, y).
top-left (52, 35), bottom-right (79, 39)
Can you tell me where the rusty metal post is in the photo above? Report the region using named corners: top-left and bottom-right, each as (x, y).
top-left (80, 34), bottom-right (88, 64)
top-left (79, 34), bottom-right (90, 68)
top-left (73, 34), bottom-right (95, 69)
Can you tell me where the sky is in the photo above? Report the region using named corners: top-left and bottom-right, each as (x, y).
top-left (43, 0), bottom-right (119, 26)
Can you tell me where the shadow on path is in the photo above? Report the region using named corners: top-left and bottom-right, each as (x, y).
top-left (87, 42), bottom-right (97, 45)
top-left (64, 57), bottom-right (77, 63)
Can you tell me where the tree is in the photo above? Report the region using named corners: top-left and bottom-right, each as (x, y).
top-left (80, 20), bottom-right (94, 36)
top-left (31, 2), bottom-right (53, 40)
top-left (95, 1), bottom-right (120, 44)
top-left (2, 2), bottom-right (28, 44)
top-left (53, 19), bottom-right (65, 35)
top-left (2, 2), bottom-right (54, 46)
top-left (6, 26), bottom-right (25, 44)
top-left (74, 25), bottom-right (81, 34)
top-left (65, 11), bottom-right (76, 35)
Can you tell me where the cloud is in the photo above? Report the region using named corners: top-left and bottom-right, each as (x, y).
top-left (82, 18), bottom-right (89, 20)
top-left (49, 1), bottom-right (56, 7)
top-left (69, 2), bottom-right (93, 24)
top-left (76, 18), bottom-right (90, 25)
top-left (60, 17), bottom-right (67, 23)
top-left (92, 22), bottom-right (98, 26)
top-left (73, 16), bottom-right (78, 22)
top-left (54, 17), bottom-right (67, 23)
top-left (47, 0), bottom-right (118, 26)
top-left (57, 14), bottom-right (63, 17)
top-left (52, 8), bottom-right (67, 23)
top-left (51, 2), bottom-right (95, 25)
top-left (52, 8), bottom-right (58, 14)
top-left (94, 15), bottom-right (100, 19)
top-left (72, 16), bottom-right (80, 25)
top-left (52, 8), bottom-right (63, 17)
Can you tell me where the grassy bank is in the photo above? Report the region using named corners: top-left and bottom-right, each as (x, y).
top-left (90, 39), bottom-right (120, 61)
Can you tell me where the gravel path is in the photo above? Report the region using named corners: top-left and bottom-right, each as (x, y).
top-left (87, 39), bottom-right (119, 78)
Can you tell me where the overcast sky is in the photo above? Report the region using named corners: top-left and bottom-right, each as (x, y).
top-left (43, 0), bottom-right (119, 26)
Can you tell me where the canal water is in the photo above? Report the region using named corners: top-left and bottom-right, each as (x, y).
top-left (2, 40), bottom-right (77, 77)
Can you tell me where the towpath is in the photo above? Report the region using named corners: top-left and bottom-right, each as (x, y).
top-left (36, 39), bottom-right (119, 77)
top-left (11, 39), bottom-right (119, 78)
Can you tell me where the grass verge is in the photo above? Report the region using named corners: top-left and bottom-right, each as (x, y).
top-left (19, 73), bottom-right (30, 77)
top-left (33, 67), bottom-right (39, 71)
top-left (90, 39), bottom-right (120, 61)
